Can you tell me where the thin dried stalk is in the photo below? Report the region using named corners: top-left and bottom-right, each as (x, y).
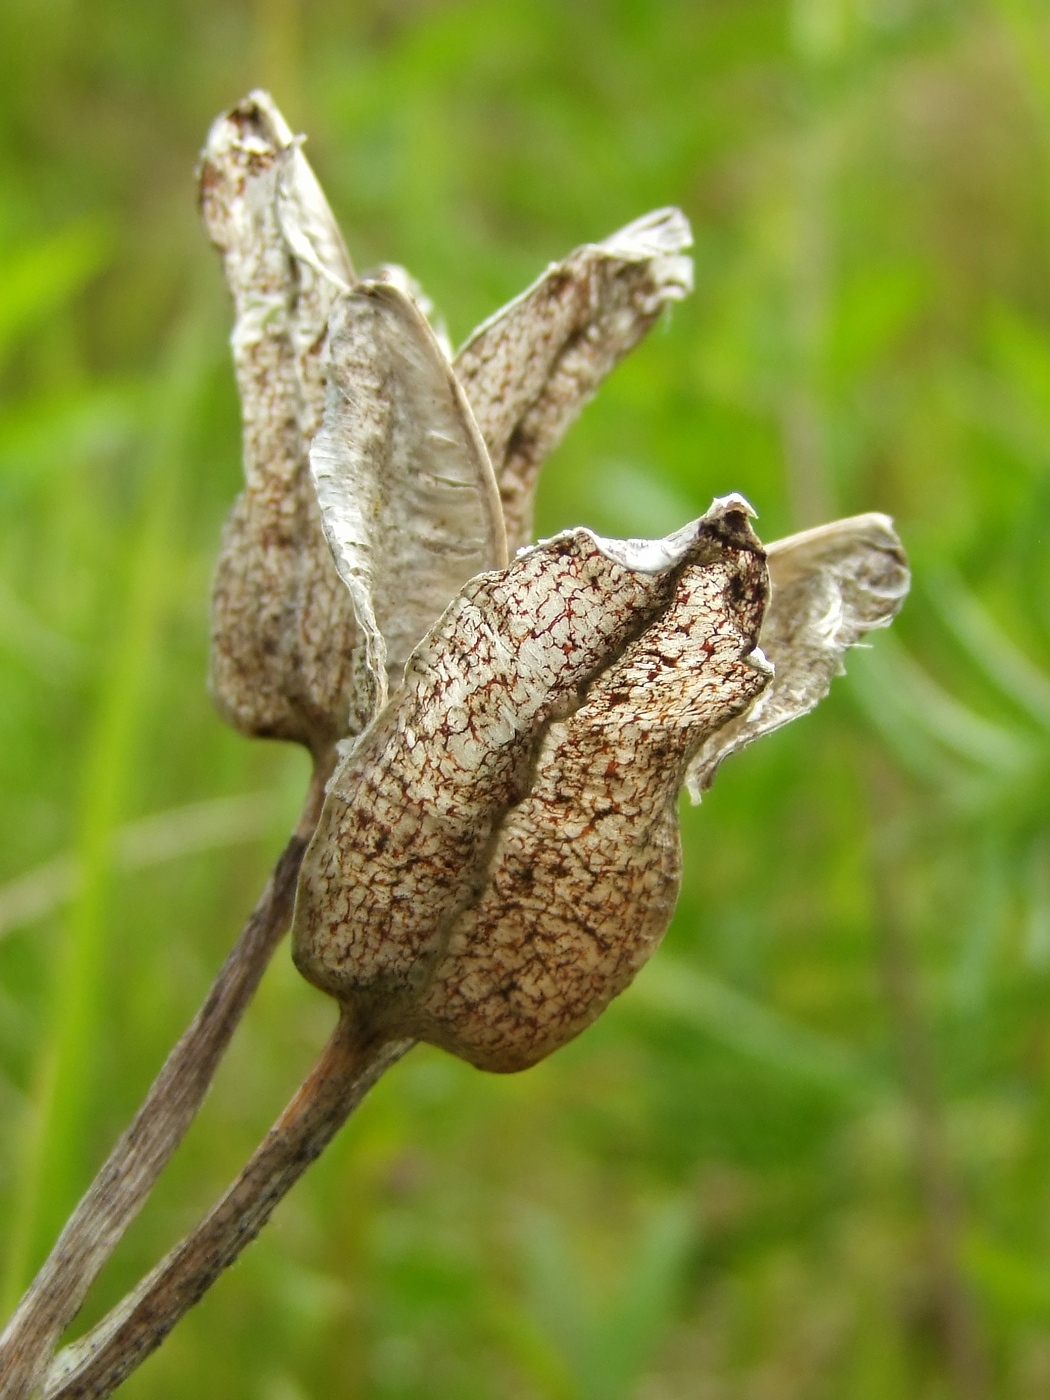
top-left (0, 763), bottom-right (332, 1400)
top-left (42, 1024), bottom-right (414, 1400)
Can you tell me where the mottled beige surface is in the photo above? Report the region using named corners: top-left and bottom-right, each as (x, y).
top-left (686, 513), bottom-right (910, 797)
top-left (203, 96), bottom-right (695, 755)
top-left (454, 208), bottom-right (694, 553)
top-left (310, 282), bottom-right (507, 717)
top-left (292, 498), bottom-right (770, 1063)
top-left (413, 515), bottom-right (770, 1071)
top-left (200, 91), bottom-right (361, 755)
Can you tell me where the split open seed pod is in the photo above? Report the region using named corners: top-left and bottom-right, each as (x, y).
top-left (289, 274), bottom-right (909, 1067)
top-left (201, 92), bottom-right (695, 754)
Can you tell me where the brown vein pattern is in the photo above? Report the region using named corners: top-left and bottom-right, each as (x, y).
top-left (293, 498), bottom-right (770, 1067)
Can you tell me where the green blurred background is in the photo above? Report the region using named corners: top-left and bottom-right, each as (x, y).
top-left (2, 0), bottom-right (1050, 1395)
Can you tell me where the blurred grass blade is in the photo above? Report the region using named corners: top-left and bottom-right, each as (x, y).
top-left (0, 792), bottom-right (280, 944)
top-left (631, 957), bottom-right (879, 1099)
top-left (0, 577), bottom-right (80, 679)
top-left (847, 635), bottom-right (1034, 776)
top-left (0, 385), bottom-right (140, 496)
top-left (1, 311), bottom-right (215, 1309)
top-left (951, 833), bottom-right (1010, 1010)
top-left (985, 302), bottom-right (1050, 441)
top-left (926, 569), bottom-right (1050, 731)
top-left (518, 1199), bottom-right (694, 1400)
top-left (0, 221), bottom-right (112, 369)
top-left (1023, 836), bottom-right (1050, 968)
top-left (847, 644), bottom-right (971, 793)
top-left (590, 1199), bottom-right (693, 1400)
top-left (519, 1209), bottom-right (592, 1394)
top-left (994, 0), bottom-right (1050, 145)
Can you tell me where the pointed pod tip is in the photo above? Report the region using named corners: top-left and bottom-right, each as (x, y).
top-left (361, 264), bottom-right (449, 352)
top-left (600, 206), bottom-right (694, 259)
top-left (707, 492), bottom-right (757, 521)
top-left (338, 277), bottom-right (416, 321)
top-left (701, 493), bottom-right (762, 551)
top-left (199, 93), bottom-right (292, 225)
top-left (541, 496), bottom-right (760, 577)
top-left (746, 645), bottom-right (775, 677)
top-left (242, 88), bottom-right (277, 112)
top-left (235, 90), bottom-right (294, 146)
top-left (595, 208), bottom-right (694, 303)
top-left (202, 91), bottom-right (293, 163)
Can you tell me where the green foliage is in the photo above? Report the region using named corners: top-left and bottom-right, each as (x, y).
top-left (2, 0), bottom-right (1050, 1394)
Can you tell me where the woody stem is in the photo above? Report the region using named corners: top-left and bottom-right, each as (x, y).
top-left (0, 758), bottom-right (333, 1400)
top-left (42, 1021), bottom-right (414, 1400)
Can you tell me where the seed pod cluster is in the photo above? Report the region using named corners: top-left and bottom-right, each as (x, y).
top-left (202, 93), bottom-right (909, 1077)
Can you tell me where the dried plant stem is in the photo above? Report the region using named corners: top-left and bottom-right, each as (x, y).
top-left (0, 761), bottom-right (332, 1400)
top-left (43, 1023), bottom-right (414, 1400)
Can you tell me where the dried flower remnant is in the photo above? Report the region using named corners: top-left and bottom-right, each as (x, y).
top-left (294, 496), bottom-right (907, 1071)
top-left (202, 91), bottom-right (694, 751)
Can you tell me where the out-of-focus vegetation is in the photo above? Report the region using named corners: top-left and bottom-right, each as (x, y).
top-left (2, 1), bottom-right (1050, 1395)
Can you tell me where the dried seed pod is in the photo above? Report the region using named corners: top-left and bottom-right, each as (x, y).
top-left (686, 513), bottom-right (910, 797)
top-left (291, 496), bottom-right (770, 1050)
top-left (200, 90), bottom-right (361, 755)
top-left (453, 208), bottom-right (694, 552)
top-left (413, 517), bottom-right (910, 1070)
top-left (310, 281), bottom-right (507, 719)
top-left (202, 94), bottom-right (691, 752)
top-left (411, 506), bottom-right (771, 1071)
